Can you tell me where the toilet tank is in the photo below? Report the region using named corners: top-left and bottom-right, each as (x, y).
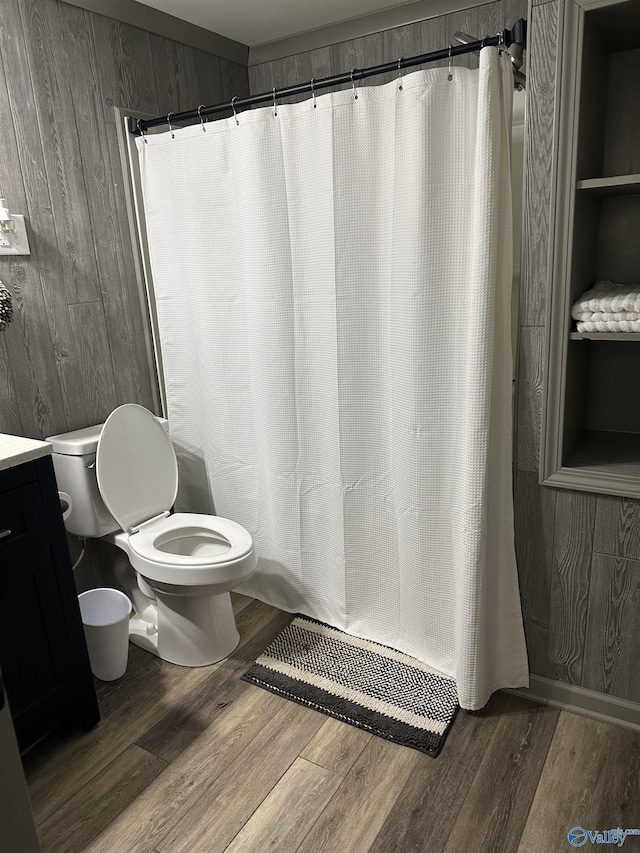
top-left (46, 418), bottom-right (170, 538)
top-left (46, 424), bottom-right (119, 538)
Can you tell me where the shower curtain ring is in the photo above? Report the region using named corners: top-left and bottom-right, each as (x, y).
top-left (310, 78), bottom-right (317, 108)
top-left (167, 112), bottom-right (174, 138)
top-left (350, 68), bottom-right (358, 100)
top-left (272, 87), bottom-right (278, 117)
top-left (231, 96), bottom-right (239, 125)
top-left (447, 45), bottom-right (453, 81)
top-left (397, 57), bottom-right (404, 90)
top-left (197, 105), bottom-right (207, 131)
top-left (496, 30), bottom-right (505, 52)
top-left (137, 117), bottom-right (148, 144)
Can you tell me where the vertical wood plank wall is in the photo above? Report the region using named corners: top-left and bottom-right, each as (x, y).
top-left (250, 0), bottom-right (640, 707)
top-left (0, 0), bottom-right (249, 439)
top-left (249, 0), bottom-right (528, 99)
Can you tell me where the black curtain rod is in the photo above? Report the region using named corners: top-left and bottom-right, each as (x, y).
top-left (130, 17), bottom-right (526, 134)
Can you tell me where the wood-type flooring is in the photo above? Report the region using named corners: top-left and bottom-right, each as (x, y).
top-left (22, 594), bottom-right (640, 853)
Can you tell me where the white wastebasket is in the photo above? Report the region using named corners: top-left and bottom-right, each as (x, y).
top-left (78, 588), bottom-right (132, 681)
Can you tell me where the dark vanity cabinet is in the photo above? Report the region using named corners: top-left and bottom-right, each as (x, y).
top-left (0, 454), bottom-right (99, 751)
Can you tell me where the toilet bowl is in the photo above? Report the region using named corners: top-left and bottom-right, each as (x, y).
top-left (47, 404), bottom-right (256, 667)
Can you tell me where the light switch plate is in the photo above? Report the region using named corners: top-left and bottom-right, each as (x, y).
top-left (0, 215), bottom-right (30, 255)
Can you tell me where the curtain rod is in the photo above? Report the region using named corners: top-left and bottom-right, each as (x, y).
top-left (129, 17), bottom-right (526, 135)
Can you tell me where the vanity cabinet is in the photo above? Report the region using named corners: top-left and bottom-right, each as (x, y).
top-left (0, 454), bottom-right (99, 751)
top-left (541, 0), bottom-right (640, 498)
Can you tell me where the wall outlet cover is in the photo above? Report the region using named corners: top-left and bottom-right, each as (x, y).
top-left (0, 215), bottom-right (30, 255)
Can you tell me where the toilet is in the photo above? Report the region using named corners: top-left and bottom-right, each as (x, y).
top-left (47, 404), bottom-right (256, 667)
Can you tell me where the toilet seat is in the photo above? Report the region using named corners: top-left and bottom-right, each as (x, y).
top-left (126, 512), bottom-right (255, 586)
top-left (96, 403), bottom-right (178, 534)
top-left (129, 513), bottom-right (253, 567)
top-left (96, 404), bottom-right (256, 589)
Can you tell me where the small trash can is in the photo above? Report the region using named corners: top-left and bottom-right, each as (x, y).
top-left (78, 588), bottom-right (132, 681)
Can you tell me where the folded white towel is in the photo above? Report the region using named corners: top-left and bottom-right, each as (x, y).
top-left (576, 319), bottom-right (640, 332)
top-left (573, 311), bottom-right (640, 322)
top-left (572, 281), bottom-right (640, 318)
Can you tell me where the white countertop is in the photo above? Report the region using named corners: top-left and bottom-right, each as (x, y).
top-left (0, 433), bottom-right (51, 473)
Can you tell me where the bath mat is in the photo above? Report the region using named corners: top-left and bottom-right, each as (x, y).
top-left (242, 616), bottom-right (459, 757)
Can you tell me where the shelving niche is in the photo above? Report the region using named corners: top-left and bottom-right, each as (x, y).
top-left (541, 0), bottom-right (640, 497)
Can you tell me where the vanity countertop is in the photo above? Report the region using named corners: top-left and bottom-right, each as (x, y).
top-left (0, 434), bottom-right (51, 473)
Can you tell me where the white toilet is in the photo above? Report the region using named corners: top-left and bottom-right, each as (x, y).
top-left (47, 404), bottom-right (256, 667)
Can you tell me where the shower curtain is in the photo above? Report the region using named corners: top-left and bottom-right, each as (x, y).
top-left (136, 47), bottom-right (528, 709)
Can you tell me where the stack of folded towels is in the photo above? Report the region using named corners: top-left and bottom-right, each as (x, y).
top-left (572, 280), bottom-right (640, 332)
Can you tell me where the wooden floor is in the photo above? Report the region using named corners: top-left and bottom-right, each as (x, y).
top-left (22, 595), bottom-right (640, 853)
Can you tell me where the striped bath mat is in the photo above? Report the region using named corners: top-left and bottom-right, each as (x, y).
top-left (242, 616), bottom-right (459, 757)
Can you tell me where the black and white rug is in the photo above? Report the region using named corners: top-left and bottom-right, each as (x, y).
top-left (242, 615), bottom-right (459, 757)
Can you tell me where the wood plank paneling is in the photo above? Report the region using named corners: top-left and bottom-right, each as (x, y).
top-left (60, 1), bottom-right (155, 411)
top-left (0, 42), bottom-right (65, 437)
top-left (18, 0), bottom-right (101, 307)
top-left (518, 712), bottom-right (640, 852)
top-left (583, 553), bottom-right (640, 702)
top-left (0, 0), bottom-right (249, 440)
top-left (594, 494), bottom-right (640, 559)
top-left (0, 0), bottom-right (88, 434)
top-left (248, 0), bottom-right (528, 100)
top-left (68, 301), bottom-right (119, 424)
top-left (150, 34), bottom-right (191, 115)
top-left (516, 325), bottom-right (545, 472)
top-left (514, 469), bottom-right (557, 677)
top-left (520, 0), bottom-right (559, 326)
top-left (548, 489), bottom-right (597, 684)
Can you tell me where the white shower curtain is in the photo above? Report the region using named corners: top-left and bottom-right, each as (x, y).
top-left (136, 47), bottom-right (528, 709)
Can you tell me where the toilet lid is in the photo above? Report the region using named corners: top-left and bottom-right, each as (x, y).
top-left (96, 404), bottom-right (178, 533)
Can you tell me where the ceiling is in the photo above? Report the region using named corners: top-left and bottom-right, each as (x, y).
top-left (133, 0), bottom-right (424, 47)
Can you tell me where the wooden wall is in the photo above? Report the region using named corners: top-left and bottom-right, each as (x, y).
top-left (250, 0), bottom-right (640, 707)
top-left (0, 0), bottom-right (248, 440)
top-left (249, 0), bottom-right (527, 98)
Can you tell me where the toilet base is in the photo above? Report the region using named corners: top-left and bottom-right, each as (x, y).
top-left (128, 588), bottom-right (240, 667)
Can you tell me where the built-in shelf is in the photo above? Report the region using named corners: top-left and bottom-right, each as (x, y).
top-left (576, 174), bottom-right (640, 195)
top-left (567, 429), bottom-right (640, 476)
top-left (541, 0), bottom-right (640, 499)
top-left (570, 331), bottom-right (640, 340)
